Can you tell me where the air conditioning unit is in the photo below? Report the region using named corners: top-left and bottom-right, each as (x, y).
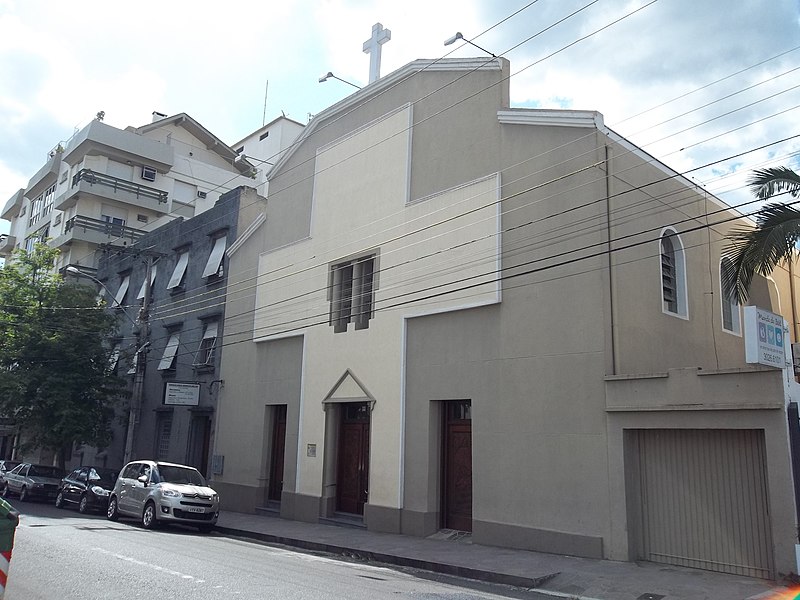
top-left (141, 166), bottom-right (156, 182)
top-left (54, 214), bottom-right (62, 225)
top-left (197, 191), bottom-right (207, 199)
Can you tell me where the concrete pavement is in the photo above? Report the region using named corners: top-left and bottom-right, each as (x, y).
top-left (215, 511), bottom-right (790, 600)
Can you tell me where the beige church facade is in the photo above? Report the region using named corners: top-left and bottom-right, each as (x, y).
top-left (212, 57), bottom-right (800, 579)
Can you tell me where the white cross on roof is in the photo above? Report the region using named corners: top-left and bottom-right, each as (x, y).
top-left (363, 23), bottom-right (391, 84)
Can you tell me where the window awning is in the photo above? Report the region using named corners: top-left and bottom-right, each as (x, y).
top-left (158, 334), bottom-right (180, 370)
top-left (202, 321), bottom-right (218, 340)
top-left (136, 264), bottom-right (158, 300)
top-left (203, 236), bottom-right (227, 277)
top-left (167, 251), bottom-right (190, 289)
top-left (113, 275), bottom-right (130, 307)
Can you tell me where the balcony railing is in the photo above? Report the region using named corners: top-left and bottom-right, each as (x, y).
top-left (64, 215), bottom-right (147, 244)
top-left (72, 169), bottom-right (168, 204)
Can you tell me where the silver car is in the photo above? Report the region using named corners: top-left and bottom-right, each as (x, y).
top-left (107, 460), bottom-right (219, 532)
top-left (2, 463), bottom-right (65, 502)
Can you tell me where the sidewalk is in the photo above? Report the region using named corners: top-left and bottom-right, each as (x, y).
top-left (215, 511), bottom-right (788, 600)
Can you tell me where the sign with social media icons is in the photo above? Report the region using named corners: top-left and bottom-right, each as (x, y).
top-left (744, 306), bottom-right (786, 369)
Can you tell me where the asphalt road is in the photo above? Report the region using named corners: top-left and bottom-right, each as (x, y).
top-left (4, 500), bottom-right (541, 600)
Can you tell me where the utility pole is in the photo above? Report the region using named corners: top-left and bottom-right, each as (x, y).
top-left (123, 253), bottom-right (153, 464)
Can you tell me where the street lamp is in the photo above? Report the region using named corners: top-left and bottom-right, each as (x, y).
top-left (443, 32), bottom-right (496, 57)
top-left (66, 262), bottom-right (152, 464)
top-left (318, 72), bottom-right (361, 90)
top-left (65, 266), bottom-right (137, 327)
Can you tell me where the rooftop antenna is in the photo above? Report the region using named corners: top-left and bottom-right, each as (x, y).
top-left (262, 80), bottom-right (269, 127)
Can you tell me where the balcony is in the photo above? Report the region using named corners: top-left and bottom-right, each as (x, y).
top-left (0, 234), bottom-right (16, 256)
top-left (55, 169), bottom-right (169, 213)
top-left (26, 152), bottom-right (62, 200)
top-left (1, 189), bottom-right (24, 220)
top-left (50, 215), bottom-right (146, 249)
top-left (61, 119), bottom-right (173, 171)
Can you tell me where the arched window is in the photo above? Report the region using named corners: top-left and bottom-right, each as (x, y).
top-left (660, 229), bottom-right (687, 317)
top-left (720, 257), bottom-right (741, 334)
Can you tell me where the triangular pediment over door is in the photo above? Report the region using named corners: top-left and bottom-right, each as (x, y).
top-left (322, 369), bottom-right (375, 410)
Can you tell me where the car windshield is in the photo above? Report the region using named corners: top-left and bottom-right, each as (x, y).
top-left (89, 468), bottom-right (118, 486)
top-left (155, 465), bottom-right (206, 486)
top-left (29, 466), bottom-right (64, 478)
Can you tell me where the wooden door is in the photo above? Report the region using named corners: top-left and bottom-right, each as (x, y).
top-left (268, 405), bottom-right (287, 502)
top-left (443, 400), bottom-right (472, 531)
top-left (187, 416), bottom-right (211, 476)
top-left (336, 403), bottom-right (370, 515)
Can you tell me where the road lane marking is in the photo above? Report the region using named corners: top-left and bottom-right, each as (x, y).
top-left (92, 547), bottom-right (206, 584)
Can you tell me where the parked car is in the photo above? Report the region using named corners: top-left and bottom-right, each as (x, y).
top-left (0, 460), bottom-right (20, 486)
top-left (2, 463), bottom-right (65, 502)
top-left (55, 466), bottom-right (119, 514)
top-left (107, 460), bottom-right (219, 532)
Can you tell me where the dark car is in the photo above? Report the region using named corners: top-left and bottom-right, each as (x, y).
top-left (2, 463), bottom-right (65, 501)
top-left (56, 466), bottom-right (119, 514)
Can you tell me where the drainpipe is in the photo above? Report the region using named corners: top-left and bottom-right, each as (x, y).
top-left (605, 143), bottom-right (618, 375)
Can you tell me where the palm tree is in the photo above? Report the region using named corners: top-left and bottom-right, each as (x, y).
top-left (721, 166), bottom-right (800, 304)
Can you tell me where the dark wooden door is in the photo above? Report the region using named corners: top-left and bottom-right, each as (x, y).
top-left (268, 405), bottom-right (287, 502)
top-left (443, 400), bottom-right (472, 531)
top-left (187, 416), bottom-right (211, 476)
top-left (336, 403), bottom-right (370, 515)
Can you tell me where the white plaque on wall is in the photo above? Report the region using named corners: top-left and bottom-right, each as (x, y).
top-left (165, 382), bottom-right (201, 406)
top-left (744, 306), bottom-right (786, 369)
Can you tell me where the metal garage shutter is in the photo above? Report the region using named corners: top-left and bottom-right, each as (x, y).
top-left (635, 429), bottom-right (773, 579)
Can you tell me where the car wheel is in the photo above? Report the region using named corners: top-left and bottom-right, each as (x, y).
top-left (19, 486), bottom-right (28, 502)
top-left (78, 494), bottom-right (89, 514)
top-left (197, 524), bottom-right (214, 534)
top-left (55, 491), bottom-right (65, 509)
top-left (141, 502), bottom-right (158, 529)
top-left (106, 496), bottom-right (119, 521)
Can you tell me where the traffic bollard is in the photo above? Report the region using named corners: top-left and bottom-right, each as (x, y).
top-left (0, 497), bottom-right (19, 599)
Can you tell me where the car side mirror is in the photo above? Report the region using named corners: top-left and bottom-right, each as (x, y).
top-left (137, 475), bottom-right (148, 485)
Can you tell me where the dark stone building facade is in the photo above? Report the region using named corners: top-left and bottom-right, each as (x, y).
top-left (94, 186), bottom-right (265, 474)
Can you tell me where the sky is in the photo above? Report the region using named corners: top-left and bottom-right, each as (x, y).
top-left (1, 0), bottom-right (799, 237)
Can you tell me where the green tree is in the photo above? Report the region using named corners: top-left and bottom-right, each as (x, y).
top-left (0, 243), bottom-right (127, 469)
top-left (721, 166), bottom-right (800, 304)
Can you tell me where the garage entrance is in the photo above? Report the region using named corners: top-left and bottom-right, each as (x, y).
top-left (629, 429), bottom-right (773, 579)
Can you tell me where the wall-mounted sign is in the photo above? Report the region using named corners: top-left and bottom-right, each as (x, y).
top-left (165, 382), bottom-right (201, 406)
top-left (744, 306), bottom-right (786, 369)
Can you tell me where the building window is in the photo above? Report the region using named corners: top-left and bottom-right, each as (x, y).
top-left (109, 344), bottom-right (121, 373)
top-left (113, 274), bottom-right (130, 308)
top-left (41, 184), bottom-right (56, 217)
top-left (720, 258), bottom-right (741, 334)
top-left (660, 229), bottom-right (687, 318)
top-left (167, 249), bottom-right (190, 290)
top-left (329, 254), bottom-right (376, 333)
top-left (194, 322), bottom-right (218, 367)
top-left (156, 414), bottom-right (172, 460)
top-left (203, 234), bottom-right (227, 279)
top-left (136, 264), bottom-right (157, 301)
top-left (28, 192), bottom-right (43, 227)
top-left (158, 334), bottom-right (180, 371)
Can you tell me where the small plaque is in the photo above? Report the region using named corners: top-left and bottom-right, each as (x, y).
top-left (307, 444), bottom-right (317, 458)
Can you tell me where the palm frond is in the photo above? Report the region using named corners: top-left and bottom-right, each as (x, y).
top-left (721, 202), bottom-right (800, 304)
top-left (748, 166), bottom-right (800, 200)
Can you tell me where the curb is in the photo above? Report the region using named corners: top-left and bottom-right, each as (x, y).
top-left (214, 525), bottom-right (560, 589)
